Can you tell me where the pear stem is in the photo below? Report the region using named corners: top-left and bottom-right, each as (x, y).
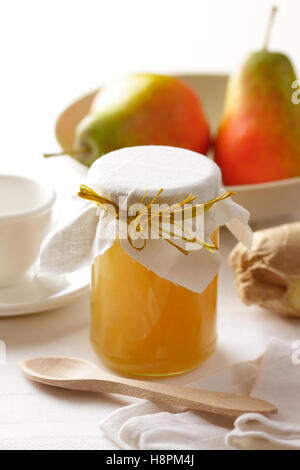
top-left (43, 148), bottom-right (87, 158)
top-left (263, 5), bottom-right (278, 51)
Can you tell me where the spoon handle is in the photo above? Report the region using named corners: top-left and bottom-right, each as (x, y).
top-left (52, 376), bottom-right (277, 417)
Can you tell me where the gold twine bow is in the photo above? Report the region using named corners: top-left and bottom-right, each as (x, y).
top-left (78, 184), bottom-right (234, 256)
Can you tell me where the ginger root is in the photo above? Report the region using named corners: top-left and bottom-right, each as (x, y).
top-left (229, 222), bottom-right (300, 317)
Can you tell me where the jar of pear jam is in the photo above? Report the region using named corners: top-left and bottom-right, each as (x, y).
top-left (91, 230), bottom-right (218, 377)
top-left (40, 147), bottom-right (248, 376)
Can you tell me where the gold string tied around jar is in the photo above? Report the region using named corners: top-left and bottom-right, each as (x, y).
top-left (77, 185), bottom-right (234, 256)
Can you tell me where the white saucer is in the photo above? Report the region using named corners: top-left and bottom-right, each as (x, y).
top-left (0, 267), bottom-right (90, 317)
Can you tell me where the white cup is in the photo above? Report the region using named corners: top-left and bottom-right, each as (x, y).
top-left (0, 175), bottom-right (56, 288)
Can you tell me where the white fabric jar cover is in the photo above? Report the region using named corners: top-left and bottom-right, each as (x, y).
top-left (40, 146), bottom-right (252, 293)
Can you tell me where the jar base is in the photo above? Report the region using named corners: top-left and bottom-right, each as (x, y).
top-left (92, 337), bottom-right (217, 378)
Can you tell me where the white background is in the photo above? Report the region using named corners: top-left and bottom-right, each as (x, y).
top-left (0, 0), bottom-right (299, 174)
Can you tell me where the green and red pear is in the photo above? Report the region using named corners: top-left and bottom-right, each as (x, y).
top-left (46, 74), bottom-right (210, 167)
top-left (215, 7), bottom-right (300, 184)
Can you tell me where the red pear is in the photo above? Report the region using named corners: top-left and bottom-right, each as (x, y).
top-left (215, 7), bottom-right (300, 185)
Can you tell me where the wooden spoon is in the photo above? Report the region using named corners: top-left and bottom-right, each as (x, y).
top-left (19, 357), bottom-right (277, 417)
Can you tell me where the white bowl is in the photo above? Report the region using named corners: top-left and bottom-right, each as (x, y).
top-left (55, 73), bottom-right (300, 227)
top-left (225, 177), bottom-right (300, 227)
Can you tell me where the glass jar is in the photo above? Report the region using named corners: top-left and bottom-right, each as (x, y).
top-left (39, 146), bottom-right (250, 376)
top-left (91, 230), bottom-right (218, 377)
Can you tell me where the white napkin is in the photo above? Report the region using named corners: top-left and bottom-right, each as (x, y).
top-left (101, 338), bottom-right (300, 450)
top-left (40, 146), bottom-right (252, 294)
top-left (40, 195), bottom-right (251, 294)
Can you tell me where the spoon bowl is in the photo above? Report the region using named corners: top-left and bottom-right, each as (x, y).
top-left (21, 357), bottom-right (103, 380)
top-left (19, 356), bottom-right (277, 418)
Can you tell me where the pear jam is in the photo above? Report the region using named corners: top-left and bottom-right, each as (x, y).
top-left (40, 146), bottom-right (251, 377)
top-left (91, 231), bottom-right (218, 377)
